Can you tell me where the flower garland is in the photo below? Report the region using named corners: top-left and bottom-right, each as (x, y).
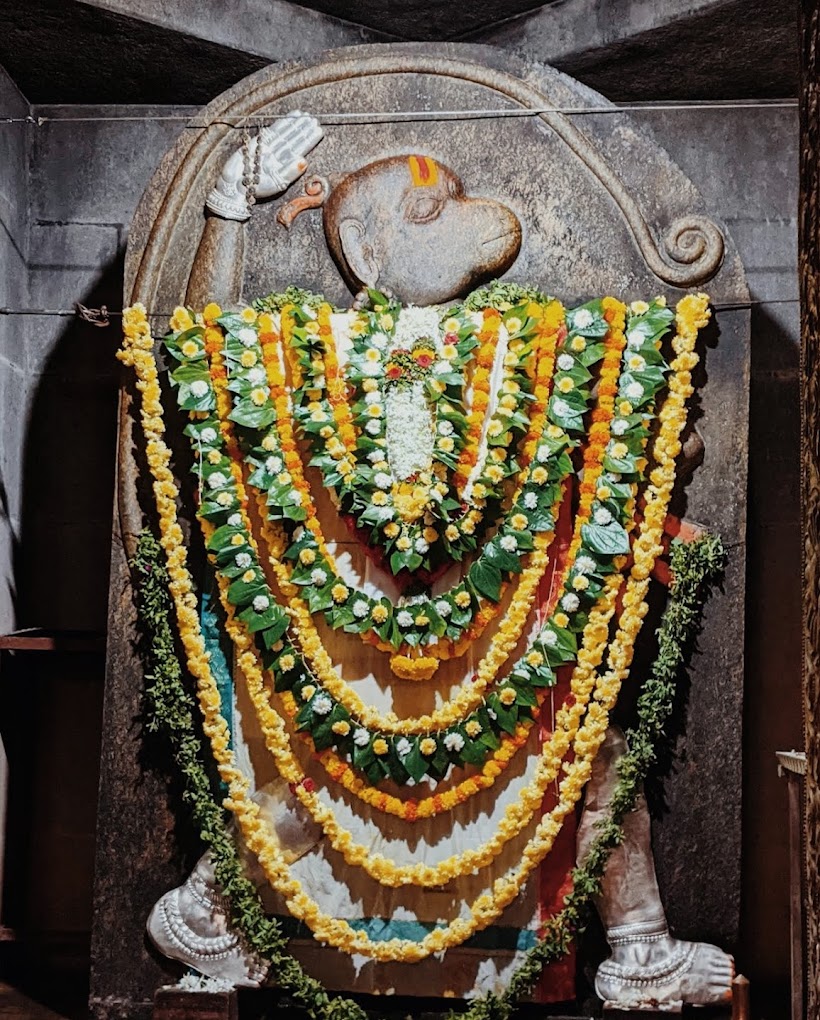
top-left (184, 297), bottom-right (619, 667)
top-left (164, 299), bottom-right (684, 785)
top-left (210, 550), bottom-right (621, 889)
top-left (452, 308), bottom-right (502, 492)
top-left (119, 293), bottom-right (709, 963)
top-left (280, 292), bottom-right (567, 575)
top-left (133, 521), bottom-right (725, 1020)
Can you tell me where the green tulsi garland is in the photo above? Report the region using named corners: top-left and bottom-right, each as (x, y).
top-left (132, 528), bottom-right (725, 1020)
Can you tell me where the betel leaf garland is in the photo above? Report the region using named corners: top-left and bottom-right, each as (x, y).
top-left (132, 528), bottom-right (725, 1020)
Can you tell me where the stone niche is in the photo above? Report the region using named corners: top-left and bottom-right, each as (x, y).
top-left (92, 42), bottom-right (749, 1019)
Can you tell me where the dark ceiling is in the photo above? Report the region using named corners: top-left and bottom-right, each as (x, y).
top-left (0, 0), bottom-right (799, 106)
top-left (283, 0), bottom-right (554, 41)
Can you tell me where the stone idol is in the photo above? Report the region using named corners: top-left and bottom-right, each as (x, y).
top-left (97, 44), bottom-right (750, 1020)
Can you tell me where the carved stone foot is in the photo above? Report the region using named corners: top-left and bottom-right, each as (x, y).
top-left (147, 852), bottom-right (269, 988)
top-left (595, 920), bottom-right (734, 1010)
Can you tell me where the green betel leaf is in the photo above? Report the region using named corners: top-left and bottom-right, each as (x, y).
top-left (229, 400), bottom-right (276, 430)
top-left (458, 729), bottom-right (490, 765)
top-left (582, 521), bottom-right (631, 556)
top-left (484, 540), bottom-right (523, 575)
top-left (468, 558), bottom-right (503, 602)
top-left (227, 575), bottom-right (269, 608)
top-left (237, 602), bottom-right (280, 634)
top-left (402, 740), bottom-right (429, 782)
top-left (486, 693), bottom-right (518, 735)
top-left (541, 624), bottom-right (578, 665)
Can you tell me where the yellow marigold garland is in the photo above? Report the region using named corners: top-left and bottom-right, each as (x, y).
top-left (453, 308), bottom-right (502, 491)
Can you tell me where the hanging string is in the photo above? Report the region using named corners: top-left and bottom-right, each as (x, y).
top-left (0, 296), bottom-right (800, 327)
top-left (0, 99), bottom-right (798, 129)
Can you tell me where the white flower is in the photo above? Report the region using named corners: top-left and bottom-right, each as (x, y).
top-left (433, 360), bottom-right (450, 375)
top-left (574, 309), bottom-right (593, 328)
top-left (396, 737), bottom-right (412, 758)
top-left (397, 610), bottom-right (414, 628)
top-left (625, 381), bottom-right (644, 399)
top-left (190, 380), bottom-right (209, 398)
top-left (557, 353), bottom-right (574, 371)
top-left (365, 419), bottom-right (382, 435)
top-left (235, 552), bottom-right (252, 569)
top-left (352, 599), bottom-right (369, 619)
top-left (367, 449), bottom-right (384, 462)
top-left (552, 398), bottom-right (571, 417)
top-left (435, 600), bottom-right (451, 617)
top-left (594, 507), bottom-right (613, 525)
top-left (561, 593), bottom-right (580, 612)
top-left (543, 630), bottom-right (558, 646)
top-left (353, 727), bottom-right (370, 747)
top-left (265, 455), bottom-right (283, 474)
top-left (228, 513), bottom-right (242, 527)
top-left (252, 595), bottom-right (270, 612)
top-left (312, 693), bottom-right (332, 716)
top-left (415, 538), bottom-right (429, 554)
top-left (626, 329), bottom-right (644, 349)
top-left (310, 568), bottom-right (328, 586)
top-left (393, 306), bottom-right (442, 348)
top-left (500, 535), bottom-right (518, 553)
top-left (374, 472), bottom-right (392, 490)
top-left (246, 367), bottom-right (267, 385)
top-left (362, 360), bottom-right (381, 377)
top-left (385, 381), bottom-right (435, 480)
top-left (576, 555), bottom-right (596, 574)
top-left (200, 427), bottom-right (217, 444)
top-left (438, 420), bottom-right (454, 436)
top-left (523, 491), bottom-right (538, 510)
top-left (628, 355), bottom-right (646, 372)
top-left (536, 444), bottom-right (552, 463)
top-left (610, 472), bottom-right (622, 482)
top-left (237, 327), bottom-right (257, 347)
top-left (365, 390), bottom-right (382, 404)
top-left (444, 732), bottom-right (465, 752)
top-left (611, 419), bottom-right (628, 435)
top-left (370, 331), bottom-right (390, 349)
top-left (207, 471), bottom-right (227, 489)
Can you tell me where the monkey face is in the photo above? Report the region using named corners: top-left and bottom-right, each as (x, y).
top-left (323, 155), bottom-right (522, 305)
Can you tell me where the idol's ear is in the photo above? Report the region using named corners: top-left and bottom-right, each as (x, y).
top-left (338, 217), bottom-right (380, 288)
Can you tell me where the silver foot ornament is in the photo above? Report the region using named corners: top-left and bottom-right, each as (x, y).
top-left (578, 726), bottom-right (734, 1010)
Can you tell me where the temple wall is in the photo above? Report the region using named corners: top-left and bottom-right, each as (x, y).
top-left (0, 64), bottom-right (30, 635)
top-left (0, 85), bottom-right (800, 1007)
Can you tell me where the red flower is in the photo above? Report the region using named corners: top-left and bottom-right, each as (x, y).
top-left (302, 777), bottom-right (316, 793)
top-left (387, 365), bottom-right (402, 380)
top-left (415, 353), bottom-right (433, 368)
top-left (444, 332), bottom-right (459, 345)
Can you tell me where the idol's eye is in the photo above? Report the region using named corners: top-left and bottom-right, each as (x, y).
top-left (404, 194), bottom-right (444, 223)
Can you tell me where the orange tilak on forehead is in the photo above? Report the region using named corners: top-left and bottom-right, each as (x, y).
top-left (408, 155), bottom-right (439, 187)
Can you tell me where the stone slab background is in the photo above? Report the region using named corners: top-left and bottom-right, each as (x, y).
top-left (0, 41), bottom-right (801, 1020)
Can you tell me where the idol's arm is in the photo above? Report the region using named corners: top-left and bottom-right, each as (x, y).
top-left (185, 111), bottom-right (324, 308)
top-left (186, 215), bottom-right (246, 308)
